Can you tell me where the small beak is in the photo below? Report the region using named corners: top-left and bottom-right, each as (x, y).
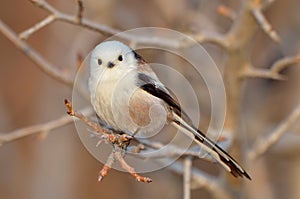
top-left (107, 62), bottom-right (115, 68)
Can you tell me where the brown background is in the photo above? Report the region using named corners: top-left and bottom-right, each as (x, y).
top-left (1, 0), bottom-right (300, 199)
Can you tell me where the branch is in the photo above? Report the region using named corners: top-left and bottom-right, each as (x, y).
top-left (240, 64), bottom-right (286, 80)
top-left (0, 20), bottom-right (73, 85)
top-left (248, 103), bottom-right (300, 160)
top-left (271, 54), bottom-right (300, 72)
top-left (240, 54), bottom-right (300, 80)
top-left (27, 0), bottom-right (178, 48)
top-left (19, 15), bottom-right (55, 40)
top-left (185, 31), bottom-right (229, 49)
top-left (0, 107), bottom-right (92, 145)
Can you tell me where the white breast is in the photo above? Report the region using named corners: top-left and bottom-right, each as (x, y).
top-left (90, 68), bottom-right (167, 136)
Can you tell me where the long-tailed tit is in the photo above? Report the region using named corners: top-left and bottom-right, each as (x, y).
top-left (88, 40), bottom-right (251, 180)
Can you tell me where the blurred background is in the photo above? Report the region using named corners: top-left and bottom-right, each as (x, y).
top-left (1, 0), bottom-right (300, 199)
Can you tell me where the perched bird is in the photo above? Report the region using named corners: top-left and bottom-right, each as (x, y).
top-left (88, 40), bottom-right (251, 180)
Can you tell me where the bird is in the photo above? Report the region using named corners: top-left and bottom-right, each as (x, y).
top-left (88, 40), bottom-right (251, 180)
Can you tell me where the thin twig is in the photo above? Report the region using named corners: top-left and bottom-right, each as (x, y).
top-left (64, 99), bottom-right (103, 133)
top-left (183, 157), bottom-right (192, 199)
top-left (64, 99), bottom-right (133, 150)
top-left (252, 8), bottom-right (280, 43)
top-left (0, 20), bottom-right (73, 85)
top-left (76, 0), bottom-right (84, 24)
top-left (248, 103), bottom-right (300, 160)
top-left (133, 139), bottom-right (215, 162)
top-left (114, 149), bottom-right (152, 183)
top-left (98, 152), bottom-right (115, 181)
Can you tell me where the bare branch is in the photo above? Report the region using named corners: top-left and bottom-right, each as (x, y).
top-left (0, 20), bottom-right (73, 85)
top-left (252, 8), bottom-right (280, 43)
top-left (183, 157), bottom-right (192, 199)
top-left (19, 15), bottom-right (55, 40)
top-left (248, 103), bottom-right (300, 160)
top-left (0, 107), bottom-right (91, 145)
top-left (271, 54), bottom-right (300, 72)
top-left (240, 54), bottom-right (300, 80)
top-left (26, 0), bottom-right (227, 49)
top-left (98, 152), bottom-right (114, 182)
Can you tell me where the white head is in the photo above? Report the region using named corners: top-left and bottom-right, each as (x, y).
top-left (89, 40), bottom-right (138, 76)
top-left (88, 41), bottom-right (139, 95)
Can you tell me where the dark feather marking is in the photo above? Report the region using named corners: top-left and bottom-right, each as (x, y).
top-left (193, 132), bottom-right (251, 179)
top-left (132, 50), bottom-right (146, 65)
top-left (138, 73), bottom-right (196, 126)
top-left (139, 83), bottom-right (181, 116)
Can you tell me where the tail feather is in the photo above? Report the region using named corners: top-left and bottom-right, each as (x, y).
top-left (172, 114), bottom-right (251, 180)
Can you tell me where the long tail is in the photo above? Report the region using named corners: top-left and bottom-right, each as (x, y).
top-left (172, 114), bottom-right (251, 180)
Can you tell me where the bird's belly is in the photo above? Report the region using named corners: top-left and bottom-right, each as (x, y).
top-left (93, 82), bottom-right (167, 137)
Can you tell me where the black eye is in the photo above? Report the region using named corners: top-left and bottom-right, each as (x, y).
top-left (97, 59), bottom-right (102, 65)
top-left (118, 55), bottom-right (123, 61)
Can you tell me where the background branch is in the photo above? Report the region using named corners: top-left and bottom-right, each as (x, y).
top-left (167, 160), bottom-right (232, 199)
top-left (240, 54), bottom-right (300, 80)
top-left (26, 0), bottom-right (227, 49)
top-left (183, 156), bottom-right (192, 199)
top-left (19, 15), bottom-right (55, 40)
top-left (248, 103), bottom-right (300, 160)
top-left (0, 20), bottom-right (73, 85)
top-left (0, 107), bottom-right (91, 145)
top-left (252, 7), bottom-right (280, 43)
